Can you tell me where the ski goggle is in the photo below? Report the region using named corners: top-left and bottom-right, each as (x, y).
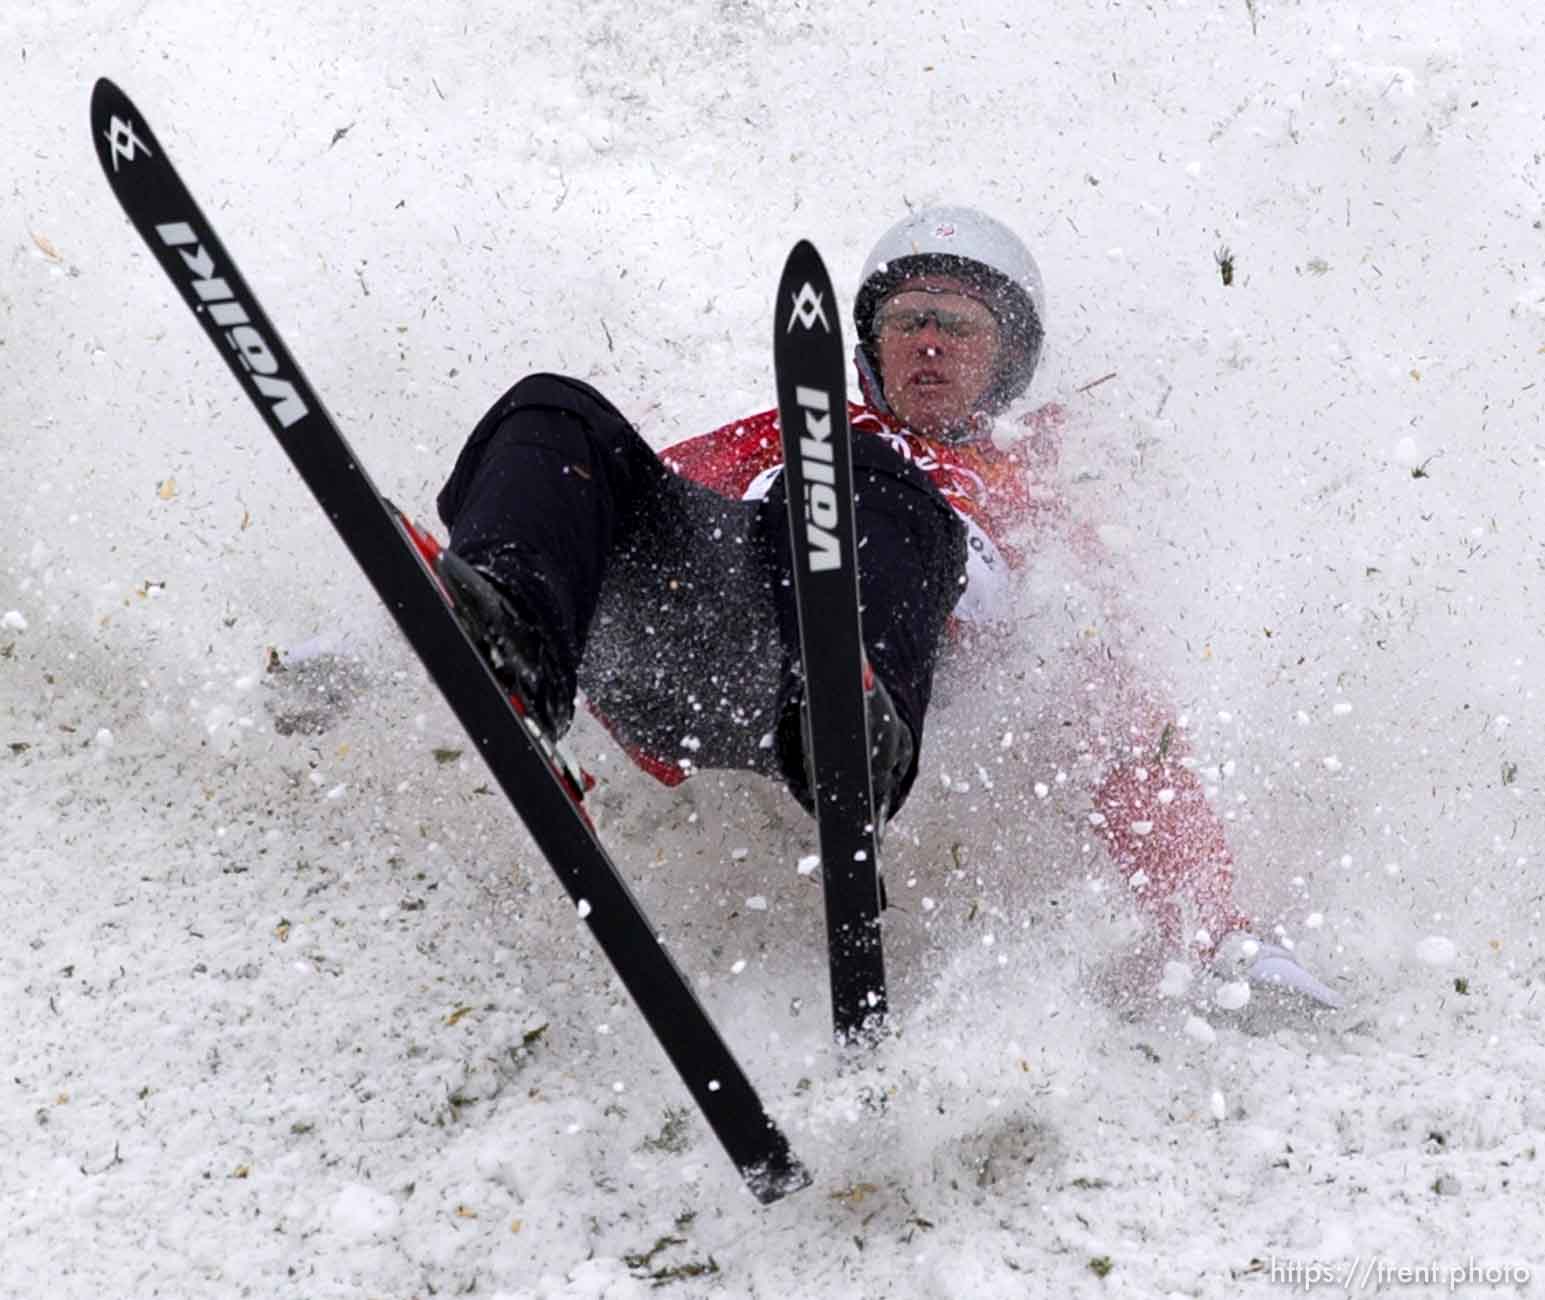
top-left (874, 292), bottom-right (999, 342)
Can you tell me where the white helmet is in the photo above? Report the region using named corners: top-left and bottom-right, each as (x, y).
top-left (854, 205), bottom-right (1046, 419)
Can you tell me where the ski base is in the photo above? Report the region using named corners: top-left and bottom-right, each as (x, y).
top-left (773, 240), bottom-right (888, 1045)
top-left (91, 75), bottom-right (809, 1204)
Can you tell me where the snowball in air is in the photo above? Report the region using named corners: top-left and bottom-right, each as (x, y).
top-left (1159, 962), bottom-right (1193, 998)
top-left (1215, 981), bottom-right (1251, 1011)
top-left (1415, 935), bottom-right (1457, 966)
top-left (1184, 1016), bottom-right (1217, 1044)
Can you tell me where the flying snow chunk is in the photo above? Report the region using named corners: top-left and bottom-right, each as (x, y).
top-left (1159, 961), bottom-right (1193, 998)
top-left (330, 1184), bottom-right (400, 1242)
top-left (576, 898), bottom-right (593, 920)
top-left (796, 855), bottom-right (820, 876)
top-left (1416, 935), bottom-right (1457, 966)
top-left (2, 610), bottom-right (28, 631)
top-left (1184, 1015), bottom-right (1217, 1045)
top-left (1393, 435), bottom-right (1422, 468)
top-left (1215, 980), bottom-right (1251, 1011)
top-left (745, 895), bottom-right (768, 911)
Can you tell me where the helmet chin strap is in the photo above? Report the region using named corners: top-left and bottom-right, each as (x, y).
top-left (854, 344), bottom-right (892, 417)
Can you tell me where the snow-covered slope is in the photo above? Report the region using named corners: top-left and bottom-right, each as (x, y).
top-left (4, 2), bottom-right (1544, 1296)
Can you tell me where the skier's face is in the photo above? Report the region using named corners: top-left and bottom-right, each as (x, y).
top-left (874, 278), bottom-right (1001, 437)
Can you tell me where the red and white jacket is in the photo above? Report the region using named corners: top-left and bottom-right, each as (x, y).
top-left (661, 400), bottom-right (1249, 947)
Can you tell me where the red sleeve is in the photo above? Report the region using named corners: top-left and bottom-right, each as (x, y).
top-left (1030, 440), bottom-right (1251, 951)
top-left (1093, 757), bottom-right (1250, 948)
top-left (660, 408), bottom-right (784, 500)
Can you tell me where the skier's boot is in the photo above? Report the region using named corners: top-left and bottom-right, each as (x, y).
top-left (434, 547), bottom-right (574, 739)
top-left (862, 667), bottom-right (915, 826)
top-left (776, 662), bottom-right (915, 826)
top-left (1213, 931), bottom-right (1344, 1010)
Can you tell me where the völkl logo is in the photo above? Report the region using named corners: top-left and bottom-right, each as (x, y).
top-left (104, 115), bottom-right (152, 172)
top-left (786, 282), bottom-right (831, 333)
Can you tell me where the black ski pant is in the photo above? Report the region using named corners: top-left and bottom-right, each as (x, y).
top-left (436, 373), bottom-right (966, 814)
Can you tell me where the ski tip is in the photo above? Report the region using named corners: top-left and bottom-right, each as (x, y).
top-left (90, 79), bottom-right (163, 189)
top-left (777, 239), bottom-right (834, 301)
top-left (775, 240), bottom-right (840, 343)
top-left (90, 76), bottom-right (126, 121)
top-left (90, 78), bottom-right (140, 180)
top-left (782, 238), bottom-right (827, 277)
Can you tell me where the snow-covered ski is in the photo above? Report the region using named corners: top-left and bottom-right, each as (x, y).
top-left (89, 76), bottom-right (809, 1205)
top-left (772, 241), bottom-right (887, 1044)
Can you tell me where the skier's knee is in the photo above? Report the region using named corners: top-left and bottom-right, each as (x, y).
top-left (499, 372), bottom-right (640, 461)
top-left (506, 373), bottom-right (628, 429)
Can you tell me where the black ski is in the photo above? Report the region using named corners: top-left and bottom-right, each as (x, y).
top-left (89, 77), bottom-right (809, 1205)
top-left (772, 241), bottom-right (887, 1044)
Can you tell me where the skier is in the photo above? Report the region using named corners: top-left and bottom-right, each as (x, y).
top-left (435, 205), bottom-right (1341, 1008)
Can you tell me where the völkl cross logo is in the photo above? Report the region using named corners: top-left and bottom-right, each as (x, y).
top-left (104, 115), bottom-right (152, 172)
top-left (786, 282), bottom-right (830, 333)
